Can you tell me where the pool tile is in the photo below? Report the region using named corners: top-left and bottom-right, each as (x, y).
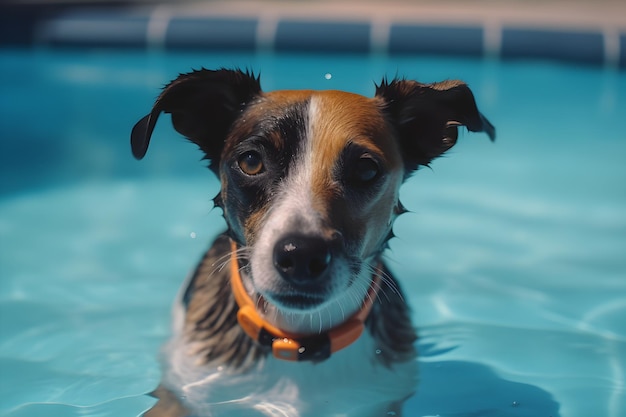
top-left (0, 4), bottom-right (46, 46)
top-left (501, 27), bottom-right (605, 65)
top-left (275, 20), bottom-right (371, 53)
top-left (37, 10), bottom-right (149, 48)
top-left (388, 24), bottom-right (484, 56)
top-left (165, 17), bottom-right (258, 51)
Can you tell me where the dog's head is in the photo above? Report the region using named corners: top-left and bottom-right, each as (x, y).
top-left (132, 69), bottom-right (494, 332)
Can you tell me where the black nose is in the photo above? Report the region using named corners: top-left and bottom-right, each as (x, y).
top-left (273, 234), bottom-right (333, 285)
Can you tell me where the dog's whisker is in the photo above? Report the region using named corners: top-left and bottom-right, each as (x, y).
top-left (348, 284), bottom-right (367, 310)
top-left (318, 310), bottom-right (323, 334)
top-left (378, 270), bottom-right (399, 293)
top-left (373, 281), bottom-right (394, 305)
top-left (270, 301), bottom-right (279, 324)
top-left (370, 275), bottom-right (393, 304)
top-left (363, 282), bottom-right (377, 307)
top-left (213, 247), bottom-right (245, 269)
top-left (206, 256), bottom-right (231, 277)
top-left (336, 297), bottom-right (347, 323)
top-left (253, 293), bottom-right (264, 314)
top-left (356, 271), bottom-right (383, 307)
top-left (205, 246), bottom-right (251, 279)
top-left (365, 263), bottom-right (403, 303)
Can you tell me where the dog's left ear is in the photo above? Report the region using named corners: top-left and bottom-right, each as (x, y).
top-left (376, 79), bottom-right (495, 174)
top-left (131, 68), bottom-right (261, 167)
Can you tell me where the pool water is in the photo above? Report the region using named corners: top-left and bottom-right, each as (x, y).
top-left (0, 49), bottom-right (624, 417)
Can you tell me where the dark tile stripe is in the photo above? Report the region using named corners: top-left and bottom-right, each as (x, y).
top-left (501, 27), bottom-right (605, 65)
top-left (37, 10), bottom-right (150, 49)
top-left (389, 24), bottom-right (484, 56)
top-left (274, 20), bottom-right (371, 53)
top-left (165, 17), bottom-right (258, 51)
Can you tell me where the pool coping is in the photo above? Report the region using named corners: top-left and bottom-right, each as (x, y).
top-left (2, 1), bottom-right (626, 68)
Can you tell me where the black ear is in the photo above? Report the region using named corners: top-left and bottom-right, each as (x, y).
top-left (376, 78), bottom-right (495, 174)
top-left (130, 68), bottom-right (261, 168)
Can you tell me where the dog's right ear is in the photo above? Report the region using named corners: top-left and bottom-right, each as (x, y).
top-left (130, 68), bottom-right (261, 166)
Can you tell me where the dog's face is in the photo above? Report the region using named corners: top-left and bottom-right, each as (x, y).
top-left (131, 69), bottom-right (494, 331)
top-left (221, 90), bottom-right (405, 318)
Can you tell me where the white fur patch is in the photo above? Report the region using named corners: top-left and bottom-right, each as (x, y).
top-left (163, 298), bottom-right (418, 417)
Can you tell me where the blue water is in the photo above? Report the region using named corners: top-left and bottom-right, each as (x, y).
top-left (0, 49), bottom-right (625, 417)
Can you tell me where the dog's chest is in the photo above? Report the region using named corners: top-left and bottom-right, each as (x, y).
top-left (164, 330), bottom-right (417, 417)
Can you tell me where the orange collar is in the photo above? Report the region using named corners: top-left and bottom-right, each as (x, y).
top-left (230, 240), bottom-right (381, 362)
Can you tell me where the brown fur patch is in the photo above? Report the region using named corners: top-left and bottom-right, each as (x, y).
top-left (243, 205), bottom-right (269, 245)
top-left (309, 92), bottom-right (391, 201)
top-left (307, 91), bottom-right (405, 256)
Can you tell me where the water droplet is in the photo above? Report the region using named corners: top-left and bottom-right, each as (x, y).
top-left (512, 401), bottom-right (519, 407)
top-left (375, 349), bottom-right (382, 355)
top-left (190, 232), bottom-right (197, 239)
top-left (324, 73), bottom-right (332, 80)
top-left (386, 412), bottom-right (396, 416)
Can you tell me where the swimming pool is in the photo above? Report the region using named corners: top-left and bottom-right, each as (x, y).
top-left (0, 47), bottom-right (625, 417)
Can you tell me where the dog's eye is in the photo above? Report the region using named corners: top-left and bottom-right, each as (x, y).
top-left (352, 155), bottom-right (380, 183)
top-left (238, 151), bottom-right (264, 175)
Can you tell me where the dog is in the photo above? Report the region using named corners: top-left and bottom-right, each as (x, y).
top-left (130, 68), bottom-right (495, 417)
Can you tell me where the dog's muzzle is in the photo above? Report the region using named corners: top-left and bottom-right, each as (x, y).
top-left (230, 239), bottom-right (381, 362)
